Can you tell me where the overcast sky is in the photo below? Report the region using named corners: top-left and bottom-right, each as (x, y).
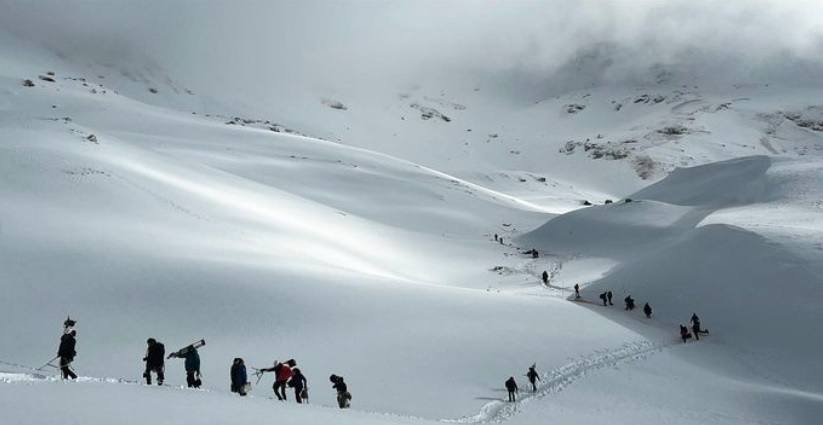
top-left (2, 0), bottom-right (823, 102)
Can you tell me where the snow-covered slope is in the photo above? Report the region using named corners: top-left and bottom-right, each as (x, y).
top-left (2, 19), bottom-right (823, 425)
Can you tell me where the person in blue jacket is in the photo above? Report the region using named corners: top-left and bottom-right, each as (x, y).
top-left (231, 358), bottom-right (248, 396)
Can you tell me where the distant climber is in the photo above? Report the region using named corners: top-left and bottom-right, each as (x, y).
top-left (330, 374), bottom-right (351, 408)
top-left (57, 330), bottom-right (77, 380)
top-left (691, 313), bottom-right (709, 340)
top-left (505, 376), bottom-right (518, 402)
top-left (494, 233), bottom-right (498, 242)
top-left (624, 295), bottom-right (635, 311)
top-left (643, 303), bottom-right (653, 319)
top-left (599, 292), bottom-right (608, 306)
top-left (574, 284), bottom-right (580, 299)
top-left (526, 364), bottom-right (540, 392)
top-left (289, 367), bottom-right (309, 403)
top-left (532, 250), bottom-right (539, 259)
top-left (680, 325), bottom-right (692, 343)
top-left (607, 291), bottom-right (614, 306)
top-left (499, 238), bottom-right (504, 245)
top-left (143, 338), bottom-right (165, 385)
top-left (230, 358), bottom-right (248, 396)
top-left (542, 271), bottom-right (549, 285)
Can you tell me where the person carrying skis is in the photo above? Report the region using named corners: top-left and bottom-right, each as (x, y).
top-left (230, 358), bottom-right (248, 396)
top-left (541, 271), bottom-right (549, 285)
top-left (289, 367), bottom-right (309, 403)
top-left (330, 374), bottom-right (351, 408)
top-left (526, 364), bottom-right (540, 392)
top-left (691, 313), bottom-right (709, 340)
top-left (182, 347), bottom-right (201, 388)
top-left (643, 303), bottom-right (653, 318)
top-left (624, 295), bottom-right (635, 311)
top-left (574, 283), bottom-right (580, 299)
top-left (680, 325), bottom-right (692, 343)
top-left (599, 292), bottom-right (608, 306)
top-left (607, 291), bottom-right (614, 306)
top-left (57, 329), bottom-right (77, 380)
top-left (143, 338), bottom-right (165, 385)
top-left (505, 376), bottom-right (518, 402)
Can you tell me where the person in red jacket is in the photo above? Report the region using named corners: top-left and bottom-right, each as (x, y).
top-left (261, 359), bottom-right (297, 401)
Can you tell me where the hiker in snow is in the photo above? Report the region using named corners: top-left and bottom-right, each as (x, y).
top-left (330, 374), bottom-right (351, 408)
top-left (542, 271), bottom-right (549, 285)
top-left (532, 250), bottom-right (539, 259)
top-left (57, 329), bottom-right (77, 380)
top-left (526, 365), bottom-right (540, 392)
top-left (624, 295), bottom-right (635, 311)
top-left (499, 237), bottom-right (504, 245)
top-left (691, 313), bottom-right (709, 340)
top-left (574, 283), bottom-right (580, 299)
top-left (607, 290), bottom-right (614, 306)
top-left (505, 376), bottom-right (518, 402)
top-left (260, 359), bottom-right (295, 400)
top-left (680, 325), bottom-right (692, 343)
top-left (143, 338), bottom-right (165, 385)
top-left (494, 233), bottom-right (498, 242)
top-left (172, 346), bottom-right (201, 388)
top-left (289, 367), bottom-right (309, 404)
top-left (230, 358), bottom-right (248, 396)
top-left (643, 303), bottom-right (653, 319)
top-left (599, 292), bottom-right (608, 306)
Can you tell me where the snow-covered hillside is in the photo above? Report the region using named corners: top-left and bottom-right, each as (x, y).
top-left (1, 6), bottom-right (823, 425)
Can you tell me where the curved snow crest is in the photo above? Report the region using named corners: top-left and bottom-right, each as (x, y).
top-left (442, 340), bottom-right (667, 424)
top-left (632, 155), bottom-right (773, 207)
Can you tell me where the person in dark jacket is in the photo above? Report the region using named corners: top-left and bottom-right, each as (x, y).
top-left (183, 348), bottom-right (201, 388)
top-left (599, 292), bottom-right (608, 306)
top-left (143, 338), bottom-right (165, 385)
top-left (505, 376), bottom-right (518, 402)
top-left (57, 330), bottom-right (77, 380)
top-left (607, 291), bottom-right (614, 306)
top-left (691, 313), bottom-right (709, 340)
top-left (330, 374), bottom-right (351, 408)
top-left (526, 365), bottom-right (540, 392)
top-left (574, 283), bottom-right (580, 299)
top-left (290, 367), bottom-right (308, 403)
top-left (643, 303), bottom-right (653, 318)
top-left (541, 271), bottom-right (549, 285)
top-left (680, 325), bottom-right (692, 343)
top-left (624, 295), bottom-right (635, 311)
top-left (230, 358), bottom-right (248, 396)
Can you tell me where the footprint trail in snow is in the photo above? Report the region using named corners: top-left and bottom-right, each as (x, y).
top-left (442, 340), bottom-right (669, 424)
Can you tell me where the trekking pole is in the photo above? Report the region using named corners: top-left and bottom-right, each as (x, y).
top-left (37, 356), bottom-right (60, 371)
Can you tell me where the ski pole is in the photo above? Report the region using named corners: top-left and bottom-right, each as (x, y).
top-left (37, 356), bottom-right (60, 371)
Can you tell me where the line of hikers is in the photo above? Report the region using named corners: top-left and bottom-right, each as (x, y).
top-left (575, 287), bottom-right (709, 343)
top-left (53, 317), bottom-right (351, 408)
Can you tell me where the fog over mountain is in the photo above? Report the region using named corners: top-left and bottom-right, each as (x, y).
top-left (3, 0), bottom-right (823, 106)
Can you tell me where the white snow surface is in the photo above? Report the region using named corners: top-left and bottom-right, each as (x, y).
top-left (1, 26), bottom-right (823, 425)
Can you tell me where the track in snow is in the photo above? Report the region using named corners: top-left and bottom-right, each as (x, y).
top-left (442, 340), bottom-right (669, 424)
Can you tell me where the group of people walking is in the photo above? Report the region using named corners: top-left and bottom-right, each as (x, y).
top-left (596, 290), bottom-right (654, 319)
top-left (504, 364), bottom-right (541, 402)
top-left (52, 318), bottom-right (351, 409)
